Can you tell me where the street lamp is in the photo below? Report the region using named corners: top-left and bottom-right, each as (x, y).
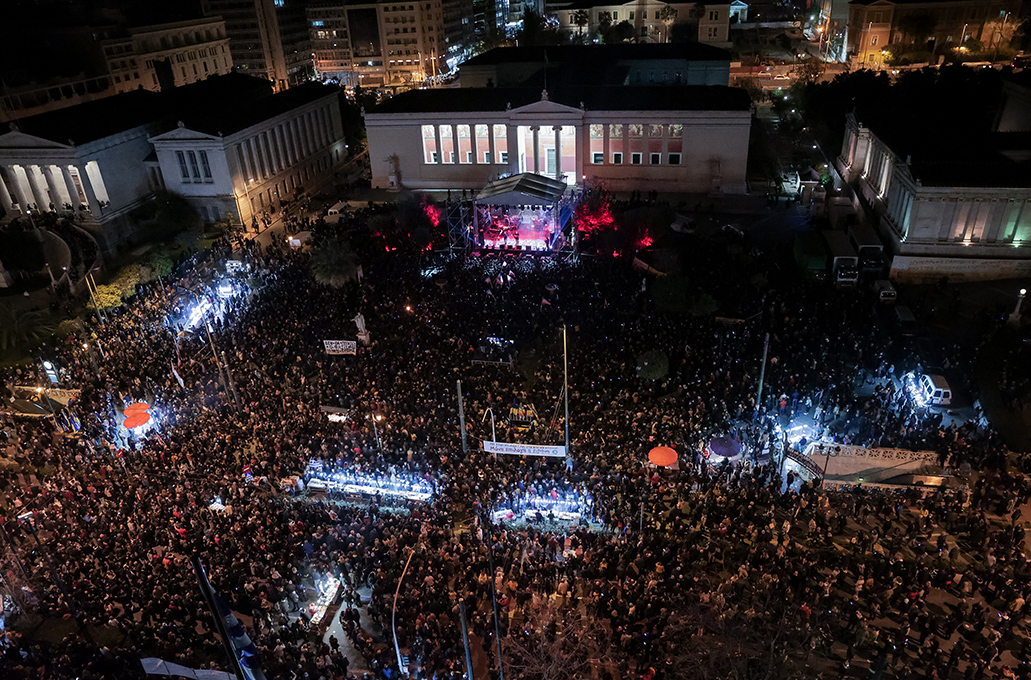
top-left (1009, 288), bottom-right (1026, 325)
top-left (369, 413), bottom-right (383, 449)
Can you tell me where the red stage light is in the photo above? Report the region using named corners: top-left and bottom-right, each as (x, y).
top-left (422, 201), bottom-right (440, 228)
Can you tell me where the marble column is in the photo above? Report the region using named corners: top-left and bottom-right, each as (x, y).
top-left (489, 124), bottom-right (497, 168)
top-left (507, 125), bottom-right (518, 174)
top-left (575, 124), bottom-right (585, 183)
top-left (26, 165), bottom-right (50, 210)
top-left (531, 126), bottom-right (540, 173)
top-left (8, 166), bottom-right (34, 212)
top-left (277, 125), bottom-right (292, 166)
top-left (553, 126), bottom-right (562, 179)
top-left (42, 165), bottom-right (67, 211)
top-left (77, 165), bottom-right (102, 216)
top-left (0, 167), bottom-right (14, 213)
top-left (61, 165), bottom-right (82, 209)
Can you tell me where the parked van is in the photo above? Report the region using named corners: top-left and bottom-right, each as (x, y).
top-left (327, 201), bottom-right (347, 217)
top-left (918, 374), bottom-right (952, 406)
top-left (873, 280), bottom-right (896, 304)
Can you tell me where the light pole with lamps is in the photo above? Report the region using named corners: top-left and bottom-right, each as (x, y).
top-left (1009, 288), bottom-right (1027, 325)
top-left (482, 407), bottom-right (496, 442)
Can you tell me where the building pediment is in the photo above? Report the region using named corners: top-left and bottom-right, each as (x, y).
top-left (509, 99), bottom-right (584, 119)
top-left (0, 130), bottom-right (74, 150)
top-left (149, 124), bottom-right (223, 144)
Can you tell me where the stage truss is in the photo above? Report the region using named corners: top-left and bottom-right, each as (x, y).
top-left (444, 174), bottom-right (582, 259)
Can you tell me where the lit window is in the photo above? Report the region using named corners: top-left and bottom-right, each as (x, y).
top-left (593, 152), bottom-right (604, 164)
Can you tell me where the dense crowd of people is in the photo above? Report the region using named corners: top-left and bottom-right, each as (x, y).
top-left (0, 208), bottom-right (1027, 680)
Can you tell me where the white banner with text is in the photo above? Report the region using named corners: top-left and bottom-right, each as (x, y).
top-left (323, 340), bottom-right (357, 355)
top-left (483, 441), bottom-right (566, 457)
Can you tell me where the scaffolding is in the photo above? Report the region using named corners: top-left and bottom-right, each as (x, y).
top-left (444, 199), bottom-right (474, 253)
top-left (443, 177), bottom-right (584, 259)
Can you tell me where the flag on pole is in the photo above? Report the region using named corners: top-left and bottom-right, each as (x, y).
top-left (211, 590), bottom-right (264, 678)
top-left (192, 558), bottom-right (266, 680)
top-left (172, 362), bottom-right (185, 388)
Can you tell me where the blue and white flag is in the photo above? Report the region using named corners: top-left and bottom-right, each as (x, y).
top-left (211, 591), bottom-right (264, 679)
top-left (192, 558), bottom-right (266, 680)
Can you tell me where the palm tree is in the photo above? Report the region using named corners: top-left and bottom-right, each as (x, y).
top-left (0, 304), bottom-right (55, 352)
top-left (659, 5), bottom-right (678, 43)
top-left (309, 239), bottom-right (360, 288)
top-left (573, 9), bottom-right (590, 40)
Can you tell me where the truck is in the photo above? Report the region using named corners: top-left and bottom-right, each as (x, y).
top-left (847, 223), bottom-right (886, 277)
top-left (827, 197), bottom-right (857, 230)
top-left (793, 233), bottom-right (828, 281)
top-left (822, 230), bottom-right (859, 288)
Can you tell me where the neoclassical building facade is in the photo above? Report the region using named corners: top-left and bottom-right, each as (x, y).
top-left (366, 86), bottom-right (751, 193)
top-left (838, 112), bottom-right (1031, 281)
top-left (0, 75), bottom-right (346, 252)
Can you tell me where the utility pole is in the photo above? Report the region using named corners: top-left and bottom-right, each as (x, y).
top-left (754, 332), bottom-right (770, 422)
top-left (459, 600), bottom-right (475, 680)
top-left (393, 546), bottom-right (416, 677)
top-left (483, 514), bottom-right (505, 680)
top-left (85, 271), bottom-right (105, 325)
top-left (457, 379), bottom-right (467, 454)
top-left (221, 350), bottom-right (242, 414)
top-left (202, 311), bottom-right (240, 413)
top-left (563, 325), bottom-right (570, 456)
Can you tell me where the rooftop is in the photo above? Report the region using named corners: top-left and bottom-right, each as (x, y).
top-left (371, 85), bottom-right (751, 114)
top-left (178, 82), bottom-right (338, 137)
top-left (476, 173), bottom-right (567, 205)
top-left (5, 73), bottom-right (286, 145)
top-left (461, 43), bottom-right (731, 67)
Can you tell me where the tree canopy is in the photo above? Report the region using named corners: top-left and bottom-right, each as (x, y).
top-left (310, 239), bottom-right (361, 288)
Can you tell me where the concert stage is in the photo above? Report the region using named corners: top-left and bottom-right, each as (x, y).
top-left (471, 173), bottom-right (577, 255)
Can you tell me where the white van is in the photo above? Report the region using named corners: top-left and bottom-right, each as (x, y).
top-left (918, 374), bottom-right (952, 406)
top-left (327, 201), bottom-right (347, 217)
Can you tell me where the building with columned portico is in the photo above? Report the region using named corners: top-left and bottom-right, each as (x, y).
top-left (364, 43), bottom-right (751, 194)
top-left (0, 74), bottom-right (346, 253)
top-left (838, 110), bottom-right (1031, 282)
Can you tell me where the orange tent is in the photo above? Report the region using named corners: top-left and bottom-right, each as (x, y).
top-left (123, 412), bottom-right (151, 429)
top-left (648, 446), bottom-right (678, 467)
